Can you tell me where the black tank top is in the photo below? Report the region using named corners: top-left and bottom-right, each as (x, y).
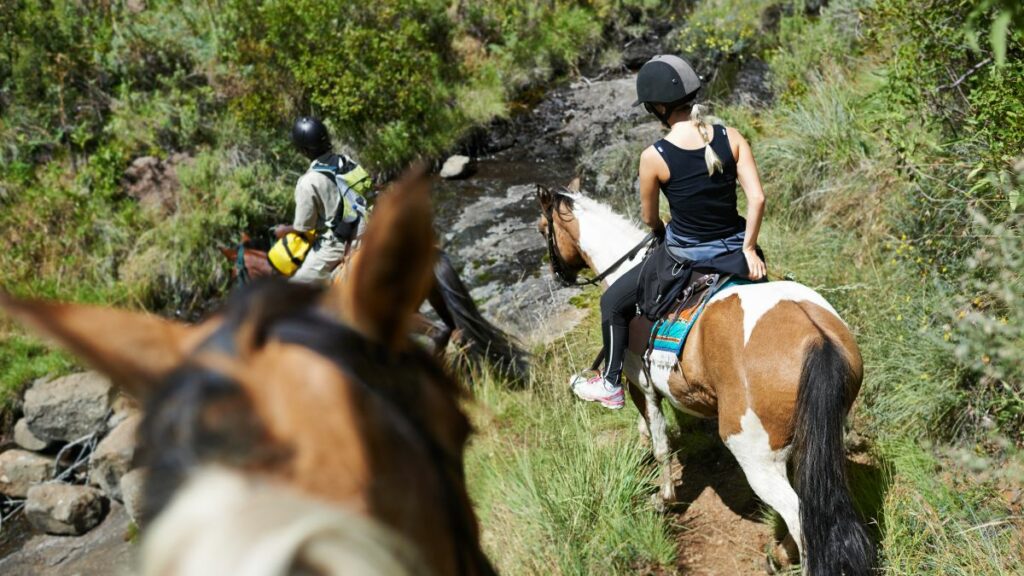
top-left (654, 125), bottom-right (745, 242)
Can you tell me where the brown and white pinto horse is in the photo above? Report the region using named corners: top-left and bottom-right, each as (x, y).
top-left (1, 172), bottom-right (496, 576)
top-left (537, 187), bottom-right (873, 576)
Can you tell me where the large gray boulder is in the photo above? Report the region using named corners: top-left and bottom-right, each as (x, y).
top-left (14, 418), bottom-right (51, 452)
top-left (89, 414), bottom-right (141, 501)
top-left (24, 372), bottom-right (115, 443)
top-left (0, 449), bottom-right (54, 497)
top-left (25, 483), bottom-right (108, 536)
top-left (119, 468), bottom-right (147, 525)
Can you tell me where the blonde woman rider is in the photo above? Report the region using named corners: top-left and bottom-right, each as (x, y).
top-left (572, 55), bottom-right (768, 409)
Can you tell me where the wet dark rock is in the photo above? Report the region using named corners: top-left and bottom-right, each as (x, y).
top-left (761, 3), bottom-right (786, 34)
top-left (25, 484), bottom-right (107, 536)
top-left (0, 450), bottom-right (55, 498)
top-left (13, 419), bottom-right (50, 452)
top-left (24, 372), bottom-right (114, 443)
top-left (622, 36), bottom-right (663, 70)
top-left (728, 57), bottom-right (774, 109)
top-left (443, 183), bottom-right (588, 343)
top-left (89, 414), bottom-right (140, 501)
top-left (805, 0), bottom-right (828, 15)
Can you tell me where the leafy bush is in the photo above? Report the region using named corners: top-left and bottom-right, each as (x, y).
top-left (947, 212), bottom-right (1024, 443)
top-left (675, 0), bottom-right (771, 65)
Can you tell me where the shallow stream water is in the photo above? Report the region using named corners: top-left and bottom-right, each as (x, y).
top-left (430, 140), bottom-right (587, 345)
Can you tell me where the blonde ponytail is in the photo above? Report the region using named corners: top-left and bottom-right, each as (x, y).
top-left (691, 103), bottom-right (723, 176)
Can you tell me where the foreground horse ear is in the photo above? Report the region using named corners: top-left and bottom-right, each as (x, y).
top-left (566, 177), bottom-right (581, 193)
top-left (325, 164), bottom-right (436, 350)
top-left (0, 293), bottom-right (215, 397)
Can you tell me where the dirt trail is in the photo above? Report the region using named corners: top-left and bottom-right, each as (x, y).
top-left (664, 420), bottom-right (792, 575)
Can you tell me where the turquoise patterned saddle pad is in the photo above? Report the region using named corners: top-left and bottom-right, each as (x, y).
top-left (651, 277), bottom-right (753, 356)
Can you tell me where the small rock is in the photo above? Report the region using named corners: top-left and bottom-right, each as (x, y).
top-left (440, 155), bottom-right (473, 179)
top-left (24, 371), bottom-right (114, 443)
top-left (89, 414), bottom-right (141, 501)
top-left (119, 468), bottom-right (147, 524)
top-left (107, 393), bottom-right (141, 429)
top-left (0, 449), bottom-right (55, 498)
top-left (25, 483), bottom-right (107, 536)
top-left (14, 418), bottom-right (51, 452)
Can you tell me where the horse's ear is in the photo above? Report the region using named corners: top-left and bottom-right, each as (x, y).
top-left (0, 293), bottom-right (216, 397)
top-left (566, 177), bottom-right (581, 193)
top-left (324, 164), bottom-right (436, 350)
top-left (536, 185), bottom-right (554, 211)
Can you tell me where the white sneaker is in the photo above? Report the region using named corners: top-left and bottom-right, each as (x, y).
top-left (569, 372), bottom-right (625, 409)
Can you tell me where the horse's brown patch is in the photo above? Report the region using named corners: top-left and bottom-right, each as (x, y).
top-left (741, 300), bottom-right (863, 450)
top-left (742, 301), bottom-right (817, 449)
top-left (680, 294), bottom-right (748, 435)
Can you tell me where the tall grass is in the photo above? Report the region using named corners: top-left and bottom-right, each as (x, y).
top-left (463, 310), bottom-right (677, 575)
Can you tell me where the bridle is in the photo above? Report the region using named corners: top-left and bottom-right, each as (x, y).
top-left (537, 185), bottom-right (656, 287)
top-left (234, 242), bottom-right (251, 285)
top-left (162, 281), bottom-right (495, 576)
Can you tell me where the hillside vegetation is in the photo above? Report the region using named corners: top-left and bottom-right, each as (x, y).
top-left (1, 0), bottom-right (1022, 573)
top-left (0, 0), bottom-right (669, 403)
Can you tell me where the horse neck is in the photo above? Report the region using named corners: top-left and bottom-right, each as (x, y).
top-left (570, 196), bottom-right (647, 286)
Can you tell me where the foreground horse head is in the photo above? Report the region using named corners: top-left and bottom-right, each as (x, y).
top-left (536, 188), bottom-right (874, 576)
top-left (1, 172), bottom-right (496, 576)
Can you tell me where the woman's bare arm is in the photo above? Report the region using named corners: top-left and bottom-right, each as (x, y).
top-left (729, 127), bottom-right (767, 279)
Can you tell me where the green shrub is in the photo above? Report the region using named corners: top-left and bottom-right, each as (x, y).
top-left (223, 0), bottom-right (461, 167)
top-left (947, 212), bottom-right (1024, 444)
top-left (675, 0), bottom-right (771, 63)
top-left (121, 149), bottom-right (291, 313)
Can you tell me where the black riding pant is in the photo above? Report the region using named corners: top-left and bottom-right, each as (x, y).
top-left (599, 265), bottom-right (641, 385)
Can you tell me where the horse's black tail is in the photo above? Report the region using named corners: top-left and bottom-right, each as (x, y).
top-left (793, 337), bottom-right (874, 576)
top-left (433, 251), bottom-right (530, 384)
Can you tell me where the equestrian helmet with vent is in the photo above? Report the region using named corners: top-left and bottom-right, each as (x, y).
top-left (633, 55), bottom-right (702, 106)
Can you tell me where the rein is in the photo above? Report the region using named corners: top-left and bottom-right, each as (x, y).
top-left (234, 243), bottom-right (251, 285)
top-left (538, 185), bottom-right (656, 287)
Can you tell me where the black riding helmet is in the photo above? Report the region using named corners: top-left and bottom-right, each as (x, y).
top-left (633, 55), bottom-right (702, 124)
top-left (291, 117), bottom-right (332, 159)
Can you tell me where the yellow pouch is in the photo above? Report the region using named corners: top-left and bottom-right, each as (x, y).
top-left (268, 231), bottom-right (315, 277)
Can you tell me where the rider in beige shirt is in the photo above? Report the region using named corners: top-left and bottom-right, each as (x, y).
top-left (274, 117), bottom-right (353, 284)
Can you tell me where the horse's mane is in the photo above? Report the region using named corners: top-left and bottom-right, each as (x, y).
top-left (144, 468), bottom-right (431, 576)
